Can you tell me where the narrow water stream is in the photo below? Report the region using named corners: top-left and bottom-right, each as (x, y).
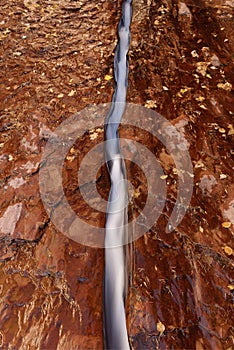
top-left (104, 1), bottom-right (132, 349)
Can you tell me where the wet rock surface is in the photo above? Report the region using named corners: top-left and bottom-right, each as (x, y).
top-left (0, 0), bottom-right (233, 349)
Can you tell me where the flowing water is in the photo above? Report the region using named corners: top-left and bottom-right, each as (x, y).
top-left (104, 1), bottom-right (132, 348)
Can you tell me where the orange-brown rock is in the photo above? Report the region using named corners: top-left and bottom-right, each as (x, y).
top-left (0, 0), bottom-right (233, 349)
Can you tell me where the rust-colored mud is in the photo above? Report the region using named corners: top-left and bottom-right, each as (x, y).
top-left (0, 0), bottom-right (233, 349)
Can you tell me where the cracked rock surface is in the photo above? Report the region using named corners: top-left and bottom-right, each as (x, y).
top-left (0, 0), bottom-right (233, 349)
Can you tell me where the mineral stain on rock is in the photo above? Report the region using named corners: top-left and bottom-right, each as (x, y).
top-left (0, 203), bottom-right (22, 236)
top-left (0, 0), bottom-right (233, 349)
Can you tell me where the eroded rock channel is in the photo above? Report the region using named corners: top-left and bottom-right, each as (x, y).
top-left (0, 0), bottom-right (233, 349)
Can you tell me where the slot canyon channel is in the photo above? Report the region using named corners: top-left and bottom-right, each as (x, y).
top-left (0, 0), bottom-right (233, 349)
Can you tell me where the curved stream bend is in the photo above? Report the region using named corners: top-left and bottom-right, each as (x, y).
top-left (103, 0), bottom-right (132, 349)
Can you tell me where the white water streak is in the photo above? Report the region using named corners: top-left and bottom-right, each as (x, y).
top-left (104, 0), bottom-right (132, 349)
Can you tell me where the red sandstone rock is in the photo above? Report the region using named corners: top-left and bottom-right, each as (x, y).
top-left (0, 0), bottom-right (233, 349)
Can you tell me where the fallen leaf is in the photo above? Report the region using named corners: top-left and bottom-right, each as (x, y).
top-left (217, 82), bottom-right (232, 92)
top-left (13, 51), bottom-right (22, 56)
top-left (177, 88), bottom-right (188, 97)
top-left (68, 90), bottom-right (76, 97)
top-left (157, 321), bottom-right (165, 335)
top-left (191, 50), bottom-right (199, 58)
top-left (70, 147), bottom-right (76, 154)
top-left (199, 104), bottom-right (207, 110)
top-left (144, 100), bottom-right (157, 109)
top-left (222, 222), bottom-right (231, 228)
top-left (66, 155), bottom-right (75, 162)
top-left (134, 189), bottom-right (141, 198)
top-left (196, 62), bottom-right (209, 76)
top-left (3, 28), bottom-right (11, 35)
top-left (223, 246), bottom-right (233, 255)
top-left (227, 124), bottom-right (234, 135)
top-left (89, 132), bottom-right (99, 140)
top-left (104, 75), bottom-right (112, 81)
top-left (195, 96), bottom-right (205, 102)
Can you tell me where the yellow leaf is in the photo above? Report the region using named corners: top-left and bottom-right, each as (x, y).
top-left (217, 82), bottom-right (232, 91)
top-left (222, 222), bottom-right (232, 228)
top-left (144, 100), bottom-right (157, 109)
top-left (157, 321), bottom-right (165, 335)
top-left (134, 189), bottom-right (141, 198)
top-left (66, 155), bottom-right (75, 162)
top-left (3, 28), bottom-right (11, 35)
top-left (104, 75), bottom-right (113, 81)
top-left (68, 90), bottom-right (76, 97)
top-left (195, 96), bottom-right (205, 102)
top-left (196, 62), bottom-right (209, 76)
top-left (227, 124), bottom-right (234, 135)
top-left (223, 246), bottom-right (233, 256)
top-left (89, 132), bottom-right (99, 141)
